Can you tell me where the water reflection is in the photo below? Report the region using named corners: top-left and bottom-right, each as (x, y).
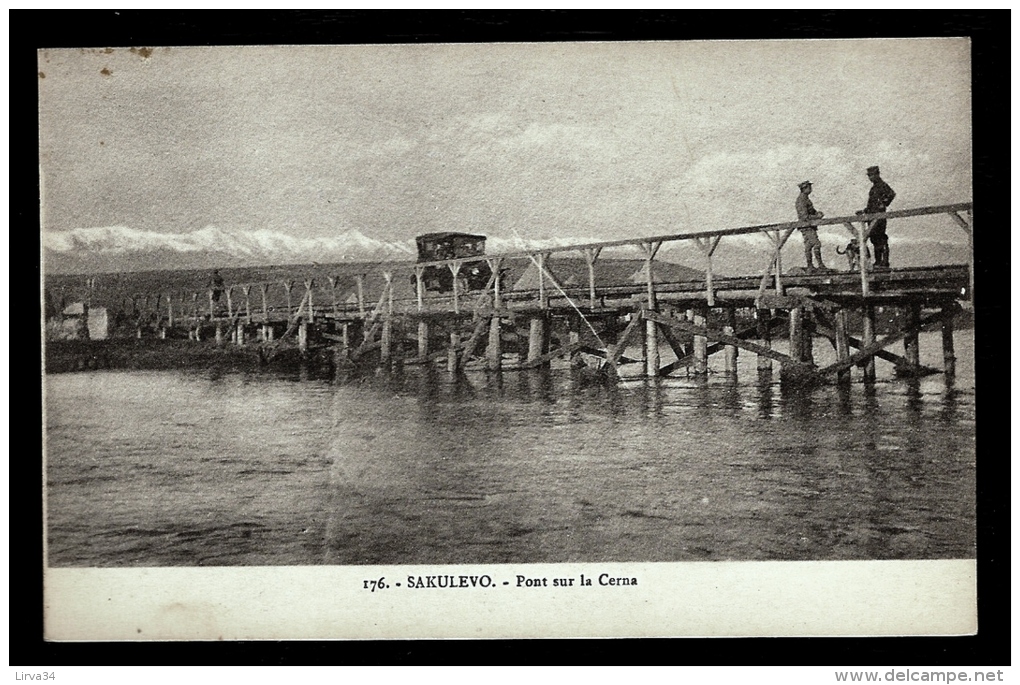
top-left (45, 341), bottom-right (976, 566)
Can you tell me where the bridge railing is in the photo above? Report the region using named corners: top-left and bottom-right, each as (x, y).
top-left (401, 201), bottom-right (973, 311)
top-left (48, 202), bottom-right (973, 330)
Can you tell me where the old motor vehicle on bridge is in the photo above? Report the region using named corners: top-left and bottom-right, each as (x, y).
top-left (414, 232), bottom-right (493, 292)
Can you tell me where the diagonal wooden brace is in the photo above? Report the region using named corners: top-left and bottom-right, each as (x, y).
top-left (814, 310), bottom-right (945, 377)
top-left (644, 311), bottom-right (811, 369)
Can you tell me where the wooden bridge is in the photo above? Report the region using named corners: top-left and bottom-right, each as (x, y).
top-left (50, 202), bottom-right (973, 384)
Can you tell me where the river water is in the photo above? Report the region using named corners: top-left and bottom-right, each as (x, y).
top-left (44, 331), bottom-right (975, 567)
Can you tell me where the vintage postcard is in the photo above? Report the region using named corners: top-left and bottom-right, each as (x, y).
top-left (41, 38), bottom-right (976, 641)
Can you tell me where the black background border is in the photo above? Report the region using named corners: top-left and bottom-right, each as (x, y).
top-left (19, 10), bottom-right (1007, 667)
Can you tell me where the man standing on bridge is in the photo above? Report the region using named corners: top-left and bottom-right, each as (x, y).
top-left (858, 166), bottom-right (896, 269)
top-left (795, 181), bottom-right (827, 271)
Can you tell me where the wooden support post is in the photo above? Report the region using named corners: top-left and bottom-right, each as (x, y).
top-left (723, 307), bottom-right (738, 375)
top-left (215, 321), bottom-right (224, 346)
top-left (418, 320), bottom-right (430, 359)
top-left (328, 277), bottom-right (339, 318)
top-left (380, 319), bottom-right (392, 364)
top-left (415, 267), bottom-right (425, 312)
top-left (942, 304), bottom-right (956, 378)
top-left (448, 331), bottom-right (460, 373)
top-left (584, 247), bottom-right (602, 311)
top-left (266, 324), bottom-right (274, 342)
top-left (856, 222), bottom-right (871, 297)
top-left (802, 309), bottom-right (814, 366)
top-left (236, 321), bottom-right (246, 346)
top-left (305, 279), bottom-right (315, 322)
top-left (527, 315), bottom-right (549, 367)
top-left (160, 327), bottom-right (167, 339)
top-left (356, 275), bottom-right (366, 318)
top-left (862, 303), bottom-right (877, 382)
top-left (693, 306), bottom-right (708, 375)
top-left (789, 307), bottom-right (804, 362)
top-left (243, 285), bottom-right (252, 322)
top-left (903, 303), bottom-right (921, 372)
top-left (642, 241), bottom-right (662, 378)
top-left (260, 284), bottom-right (269, 323)
top-left (298, 321), bottom-right (309, 355)
top-left (487, 314), bottom-right (502, 371)
top-left (645, 317), bottom-right (659, 378)
top-left (207, 290), bottom-right (215, 319)
top-left (225, 287), bottom-right (234, 320)
top-left (450, 262), bottom-right (462, 315)
top-left (167, 293), bottom-right (174, 328)
top-left (695, 236), bottom-right (721, 306)
top-left (835, 309), bottom-right (851, 385)
top-left (381, 273), bottom-right (394, 364)
top-left (284, 281), bottom-right (294, 317)
top-left (756, 308), bottom-right (773, 372)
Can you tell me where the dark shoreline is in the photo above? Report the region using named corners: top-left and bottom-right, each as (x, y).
top-left (43, 339), bottom-right (331, 375)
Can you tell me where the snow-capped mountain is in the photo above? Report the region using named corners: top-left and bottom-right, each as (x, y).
top-left (43, 225), bottom-right (418, 273)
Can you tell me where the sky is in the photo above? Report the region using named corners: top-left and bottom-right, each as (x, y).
top-left (38, 39), bottom-right (973, 264)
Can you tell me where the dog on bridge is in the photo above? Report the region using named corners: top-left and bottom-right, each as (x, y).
top-left (836, 238), bottom-right (871, 272)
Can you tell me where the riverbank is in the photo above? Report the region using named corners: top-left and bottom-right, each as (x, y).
top-left (43, 338), bottom-right (331, 374)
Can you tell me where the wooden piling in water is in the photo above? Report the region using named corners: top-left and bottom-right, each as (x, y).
top-left (236, 321), bottom-right (246, 346)
top-left (789, 306), bottom-right (804, 363)
top-left (693, 306), bottom-right (708, 375)
top-left (298, 321), bottom-right (308, 354)
top-left (487, 315), bottom-right (502, 371)
top-left (862, 304), bottom-right (877, 382)
top-left (756, 308), bottom-right (773, 372)
top-left (834, 309), bottom-right (851, 385)
top-left (903, 303), bottom-right (921, 371)
top-left (527, 315), bottom-right (549, 368)
top-left (723, 307), bottom-right (738, 375)
top-left (941, 304), bottom-right (956, 378)
top-left (448, 331), bottom-right (460, 373)
top-left (645, 317), bottom-right (660, 378)
top-left (418, 320), bottom-right (430, 360)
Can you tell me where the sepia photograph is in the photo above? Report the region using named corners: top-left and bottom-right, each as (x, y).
top-left (39, 31), bottom-right (980, 642)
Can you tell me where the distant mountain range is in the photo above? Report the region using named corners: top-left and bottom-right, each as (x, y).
top-left (43, 226), bottom-right (419, 274)
top-left (42, 224), bottom-right (971, 276)
top-left (43, 225), bottom-right (624, 274)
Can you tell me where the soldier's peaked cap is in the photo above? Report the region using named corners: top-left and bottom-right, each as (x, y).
top-left (867, 166), bottom-right (880, 174)
top-left (798, 181), bottom-right (812, 190)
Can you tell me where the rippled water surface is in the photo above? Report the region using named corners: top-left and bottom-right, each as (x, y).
top-left (45, 331), bottom-right (976, 566)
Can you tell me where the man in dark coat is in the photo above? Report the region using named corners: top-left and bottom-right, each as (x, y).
top-left (860, 166), bottom-right (896, 268)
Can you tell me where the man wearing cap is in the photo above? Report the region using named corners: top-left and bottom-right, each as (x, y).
top-left (859, 166), bottom-right (896, 268)
top-left (795, 181), bottom-right (827, 271)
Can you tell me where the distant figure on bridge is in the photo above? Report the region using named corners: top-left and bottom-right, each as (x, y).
top-left (795, 181), bottom-right (827, 271)
top-left (857, 166), bottom-right (896, 269)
